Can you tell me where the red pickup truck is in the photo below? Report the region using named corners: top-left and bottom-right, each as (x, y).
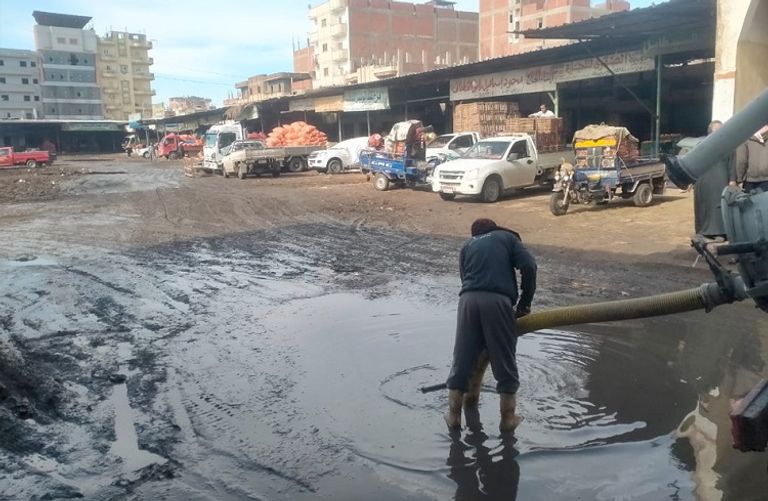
top-left (0, 147), bottom-right (51, 168)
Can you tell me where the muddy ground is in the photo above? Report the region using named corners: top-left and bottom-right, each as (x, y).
top-left (1, 156), bottom-right (767, 500)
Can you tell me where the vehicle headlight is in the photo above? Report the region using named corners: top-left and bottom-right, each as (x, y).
top-left (555, 172), bottom-right (561, 181)
top-left (562, 173), bottom-right (571, 181)
top-left (465, 168), bottom-right (479, 180)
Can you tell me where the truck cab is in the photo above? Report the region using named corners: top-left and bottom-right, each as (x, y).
top-left (203, 123), bottom-right (243, 171)
top-left (426, 132), bottom-right (479, 159)
top-left (432, 134), bottom-right (561, 203)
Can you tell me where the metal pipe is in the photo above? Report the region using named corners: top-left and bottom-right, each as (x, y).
top-left (655, 55), bottom-right (662, 156)
top-left (665, 87), bottom-right (768, 188)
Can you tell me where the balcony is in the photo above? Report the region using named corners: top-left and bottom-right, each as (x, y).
top-left (103, 86), bottom-right (120, 94)
top-left (331, 24), bottom-right (347, 38)
top-left (329, 0), bottom-right (345, 12)
top-left (331, 50), bottom-right (347, 62)
top-left (134, 88), bottom-right (156, 96)
top-left (102, 69), bottom-right (117, 77)
top-left (133, 72), bottom-right (155, 80)
top-left (101, 53), bottom-right (116, 61)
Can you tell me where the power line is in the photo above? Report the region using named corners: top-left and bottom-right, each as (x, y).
top-left (153, 73), bottom-right (234, 86)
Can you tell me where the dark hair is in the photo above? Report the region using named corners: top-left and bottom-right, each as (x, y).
top-left (471, 218), bottom-right (497, 236)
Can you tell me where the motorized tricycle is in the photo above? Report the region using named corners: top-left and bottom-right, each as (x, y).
top-left (550, 124), bottom-right (666, 216)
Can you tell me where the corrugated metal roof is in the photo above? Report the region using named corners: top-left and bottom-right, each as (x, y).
top-left (518, 0), bottom-right (715, 40)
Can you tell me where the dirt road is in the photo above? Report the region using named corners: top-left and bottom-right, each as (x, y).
top-left (1, 157), bottom-right (766, 500)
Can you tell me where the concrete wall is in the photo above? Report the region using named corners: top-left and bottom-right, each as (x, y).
top-left (712, 0), bottom-right (767, 121)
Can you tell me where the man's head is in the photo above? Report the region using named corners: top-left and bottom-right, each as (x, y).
top-left (708, 120), bottom-right (723, 134)
top-left (471, 218), bottom-right (498, 236)
top-left (539, 104), bottom-right (548, 113)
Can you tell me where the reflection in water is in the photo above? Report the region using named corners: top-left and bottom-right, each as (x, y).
top-left (447, 430), bottom-right (520, 501)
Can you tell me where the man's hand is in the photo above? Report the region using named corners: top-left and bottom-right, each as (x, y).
top-left (515, 306), bottom-right (530, 319)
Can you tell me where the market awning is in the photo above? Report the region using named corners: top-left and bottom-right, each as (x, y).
top-left (517, 0), bottom-right (715, 41)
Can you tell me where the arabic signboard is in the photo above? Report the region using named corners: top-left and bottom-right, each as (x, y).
top-left (314, 95), bottom-right (345, 113)
top-left (642, 31), bottom-right (714, 56)
top-left (450, 50), bottom-right (654, 101)
top-left (289, 98), bottom-right (314, 112)
top-left (343, 87), bottom-right (390, 112)
top-left (61, 122), bottom-right (123, 132)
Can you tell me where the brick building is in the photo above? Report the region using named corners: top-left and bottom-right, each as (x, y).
top-left (301, 0), bottom-right (479, 88)
top-left (479, 0), bottom-right (629, 59)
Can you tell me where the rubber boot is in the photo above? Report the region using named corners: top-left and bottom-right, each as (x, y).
top-left (499, 393), bottom-right (523, 434)
top-left (444, 389), bottom-right (463, 431)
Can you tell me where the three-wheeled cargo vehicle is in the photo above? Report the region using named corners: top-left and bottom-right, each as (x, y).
top-left (550, 125), bottom-right (666, 216)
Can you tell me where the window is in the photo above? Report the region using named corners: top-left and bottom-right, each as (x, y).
top-left (536, 18), bottom-right (544, 29)
top-left (24, 95), bottom-right (30, 101)
top-left (0, 60), bottom-right (3, 66)
top-left (321, 18), bottom-right (327, 27)
top-left (83, 58), bottom-right (88, 64)
top-left (0, 77), bottom-right (5, 83)
top-left (30, 61), bottom-right (36, 67)
top-left (451, 135), bottom-right (474, 149)
top-left (22, 78), bottom-right (29, 84)
top-left (57, 37), bottom-right (66, 44)
top-left (34, 96), bottom-right (39, 101)
top-left (20, 61), bottom-right (27, 67)
top-left (1, 95), bottom-right (8, 101)
top-left (69, 38), bottom-right (78, 45)
top-left (120, 65), bottom-right (128, 74)
top-left (33, 78), bottom-right (38, 84)
top-left (508, 140), bottom-right (528, 159)
top-left (322, 43), bottom-right (328, 53)
top-left (323, 68), bottom-right (329, 77)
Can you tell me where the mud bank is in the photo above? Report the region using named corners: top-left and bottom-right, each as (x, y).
top-left (1, 222), bottom-right (767, 500)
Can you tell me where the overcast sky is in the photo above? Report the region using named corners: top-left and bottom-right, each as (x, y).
top-left (0, 0), bottom-right (658, 107)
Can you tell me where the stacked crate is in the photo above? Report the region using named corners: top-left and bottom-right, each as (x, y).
top-left (453, 101), bottom-right (521, 137)
top-left (503, 117), bottom-right (564, 152)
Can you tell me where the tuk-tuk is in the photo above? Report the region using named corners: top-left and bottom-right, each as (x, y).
top-left (550, 124), bottom-right (666, 216)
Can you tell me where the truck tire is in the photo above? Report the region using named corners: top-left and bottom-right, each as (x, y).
top-left (481, 176), bottom-right (502, 203)
top-left (223, 164), bottom-right (230, 178)
top-left (287, 157), bottom-right (306, 172)
top-left (169, 151), bottom-right (179, 160)
top-left (373, 173), bottom-right (390, 191)
top-left (439, 192), bottom-right (456, 201)
top-left (633, 182), bottom-right (653, 207)
top-left (25, 159), bottom-right (38, 168)
top-left (327, 159), bottom-right (343, 174)
top-left (549, 192), bottom-right (570, 216)
top-left (142, 151), bottom-right (150, 159)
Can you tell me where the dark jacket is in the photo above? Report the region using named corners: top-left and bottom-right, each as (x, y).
top-left (459, 229), bottom-right (537, 310)
top-left (736, 136), bottom-right (768, 183)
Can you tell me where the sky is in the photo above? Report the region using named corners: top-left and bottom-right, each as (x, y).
top-left (0, 0), bottom-right (658, 107)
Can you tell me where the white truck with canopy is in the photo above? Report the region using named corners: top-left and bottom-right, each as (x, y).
top-left (431, 134), bottom-right (573, 202)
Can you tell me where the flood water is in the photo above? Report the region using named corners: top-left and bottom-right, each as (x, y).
top-left (1, 224), bottom-right (767, 500)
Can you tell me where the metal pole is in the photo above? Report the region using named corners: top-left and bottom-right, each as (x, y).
top-left (338, 112), bottom-right (342, 141)
top-left (655, 55), bottom-right (662, 156)
top-left (366, 111), bottom-right (371, 136)
top-left (665, 87), bottom-right (768, 187)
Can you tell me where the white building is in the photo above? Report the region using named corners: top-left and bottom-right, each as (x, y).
top-left (0, 48), bottom-right (43, 119)
top-left (33, 11), bottom-right (104, 119)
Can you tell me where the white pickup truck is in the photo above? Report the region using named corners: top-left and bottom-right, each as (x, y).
top-left (432, 134), bottom-right (573, 202)
top-left (426, 132), bottom-right (480, 158)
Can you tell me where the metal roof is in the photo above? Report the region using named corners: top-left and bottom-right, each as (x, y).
top-left (32, 11), bottom-right (92, 29)
top-left (518, 0), bottom-right (715, 41)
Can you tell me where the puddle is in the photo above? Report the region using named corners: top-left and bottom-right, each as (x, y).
top-left (108, 382), bottom-right (167, 474)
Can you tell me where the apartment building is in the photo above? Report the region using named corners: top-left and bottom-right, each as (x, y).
top-left (304, 0), bottom-right (479, 88)
top-left (32, 11), bottom-right (104, 119)
top-left (96, 31), bottom-right (155, 120)
top-left (0, 49), bottom-right (43, 119)
top-left (225, 72), bottom-right (312, 105)
top-left (168, 96), bottom-right (213, 116)
top-left (479, 0), bottom-right (630, 59)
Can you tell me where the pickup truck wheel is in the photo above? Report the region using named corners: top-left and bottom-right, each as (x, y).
top-left (142, 151), bottom-right (150, 159)
top-left (168, 151), bottom-right (180, 160)
top-left (439, 192), bottom-right (456, 201)
top-left (549, 192), bottom-right (570, 216)
top-left (374, 173), bottom-right (390, 191)
top-left (25, 159), bottom-right (38, 168)
top-left (633, 182), bottom-right (653, 207)
top-left (481, 176), bottom-right (502, 203)
top-left (287, 157), bottom-right (306, 172)
top-left (328, 159), bottom-right (343, 174)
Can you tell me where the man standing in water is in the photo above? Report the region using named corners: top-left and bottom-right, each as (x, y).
top-left (445, 219), bottom-right (537, 433)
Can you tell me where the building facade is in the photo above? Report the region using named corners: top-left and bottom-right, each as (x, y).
top-left (0, 49), bottom-right (43, 119)
top-left (304, 0), bottom-right (479, 88)
top-left (96, 31), bottom-right (155, 120)
top-left (224, 72), bottom-right (312, 106)
top-left (33, 11), bottom-right (104, 119)
top-left (479, 0), bottom-right (629, 59)
top-left (168, 96), bottom-right (213, 116)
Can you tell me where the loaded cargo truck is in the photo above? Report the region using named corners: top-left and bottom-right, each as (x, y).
top-left (156, 133), bottom-right (203, 160)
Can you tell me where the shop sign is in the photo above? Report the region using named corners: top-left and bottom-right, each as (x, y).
top-left (450, 50), bottom-right (654, 101)
top-left (61, 122), bottom-right (122, 132)
top-left (314, 95), bottom-right (345, 112)
top-left (343, 87), bottom-right (390, 112)
top-left (643, 31), bottom-right (714, 56)
top-left (289, 98), bottom-right (314, 112)
top-left (164, 123), bottom-right (181, 132)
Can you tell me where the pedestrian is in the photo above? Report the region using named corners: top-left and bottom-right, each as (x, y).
top-left (528, 104), bottom-right (555, 118)
top-left (445, 218), bottom-right (537, 433)
top-left (736, 124), bottom-right (768, 192)
top-left (693, 120), bottom-right (735, 239)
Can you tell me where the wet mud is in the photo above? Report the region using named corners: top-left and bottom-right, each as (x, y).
top-left (1, 160), bottom-right (767, 500)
